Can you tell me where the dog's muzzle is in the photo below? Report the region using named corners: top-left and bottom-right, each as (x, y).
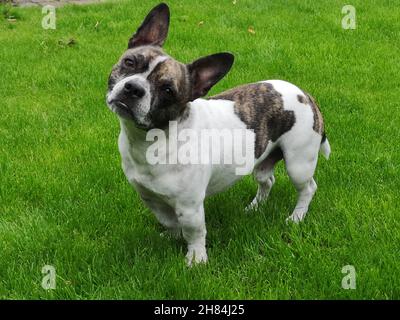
top-left (108, 80), bottom-right (148, 123)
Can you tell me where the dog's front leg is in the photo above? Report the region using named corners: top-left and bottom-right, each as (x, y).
top-left (176, 203), bottom-right (207, 266)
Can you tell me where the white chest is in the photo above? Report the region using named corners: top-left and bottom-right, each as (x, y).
top-left (117, 99), bottom-right (257, 202)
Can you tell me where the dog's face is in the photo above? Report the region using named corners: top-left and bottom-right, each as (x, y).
top-left (106, 3), bottom-right (234, 130)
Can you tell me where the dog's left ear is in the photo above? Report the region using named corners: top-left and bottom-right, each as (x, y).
top-left (128, 3), bottom-right (170, 49)
top-left (187, 53), bottom-right (234, 101)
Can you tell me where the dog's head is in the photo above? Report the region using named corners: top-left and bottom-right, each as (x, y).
top-left (106, 3), bottom-right (234, 130)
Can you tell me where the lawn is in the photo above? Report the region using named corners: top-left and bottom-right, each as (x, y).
top-left (0, 0), bottom-right (399, 299)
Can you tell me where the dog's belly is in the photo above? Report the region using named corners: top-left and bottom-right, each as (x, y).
top-left (205, 165), bottom-right (244, 196)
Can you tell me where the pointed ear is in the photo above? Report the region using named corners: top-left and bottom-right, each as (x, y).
top-left (128, 3), bottom-right (170, 49)
top-left (187, 53), bottom-right (234, 101)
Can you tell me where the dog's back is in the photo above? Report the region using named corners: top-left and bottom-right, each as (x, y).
top-left (209, 79), bottom-right (330, 222)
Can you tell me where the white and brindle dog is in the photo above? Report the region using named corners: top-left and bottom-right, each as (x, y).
top-left (106, 3), bottom-right (331, 265)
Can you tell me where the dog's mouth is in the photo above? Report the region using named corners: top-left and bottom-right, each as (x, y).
top-left (112, 100), bottom-right (134, 117)
top-left (109, 100), bottom-right (149, 130)
top-left (110, 100), bottom-right (139, 123)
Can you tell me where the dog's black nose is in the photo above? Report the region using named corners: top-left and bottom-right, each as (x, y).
top-left (124, 82), bottom-right (145, 98)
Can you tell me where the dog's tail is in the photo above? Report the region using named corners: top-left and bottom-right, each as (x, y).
top-left (319, 133), bottom-right (331, 160)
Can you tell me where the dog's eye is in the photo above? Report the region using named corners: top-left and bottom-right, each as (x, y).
top-left (161, 84), bottom-right (174, 96)
top-left (124, 58), bottom-right (136, 68)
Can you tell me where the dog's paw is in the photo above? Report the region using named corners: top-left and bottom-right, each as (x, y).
top-left (244, 201), bottom-right (258, 213)
top-left (186, 245), bottom-right (208, 267)
top-left (286, 207), bottom-right (308, 224)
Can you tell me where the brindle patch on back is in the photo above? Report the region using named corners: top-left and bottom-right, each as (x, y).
top-left (297, 94), bottom-right (306, 104)
top-left (305, 92), bottom-right (324, 135)
top-left (210, 83), bottom-right (296, 158)
top-left (297, 92), bottom-right (324, 135)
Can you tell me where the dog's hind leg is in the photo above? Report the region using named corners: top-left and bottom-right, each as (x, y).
top-left (283, 141), bottom-right (320, 223)
top-left (287, 177), bottom-right (317, 223)
top-left (246, 147), bottom-right (283, 211)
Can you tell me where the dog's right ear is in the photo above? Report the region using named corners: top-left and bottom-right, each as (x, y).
top-left (128, 3), bottom-right (170, 49)
top-left (187, 52), bottom-right (234, 101)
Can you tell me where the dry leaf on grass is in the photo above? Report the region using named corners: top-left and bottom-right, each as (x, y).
top-left (58, 38), bottom-right (77, 47)
top-left (247, 26), bottom-right (256, 34)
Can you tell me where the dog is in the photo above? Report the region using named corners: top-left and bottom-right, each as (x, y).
top-left (106, 3), bottom-right (331, 265)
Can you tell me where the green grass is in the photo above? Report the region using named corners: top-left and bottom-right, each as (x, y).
top-left (1, 0), bottom-right (399, 299)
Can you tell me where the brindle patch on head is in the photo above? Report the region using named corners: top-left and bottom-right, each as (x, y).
top-left (303, 92), bottom-right (324, 135)
top-left (146, 58), bottom-right (191, 128)
top-left (108, 46), bottom-right (166, 91)
top-left (210, 83), bottom-right (296, 158)
top-left (107, 45), bottom-right (192, 129)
